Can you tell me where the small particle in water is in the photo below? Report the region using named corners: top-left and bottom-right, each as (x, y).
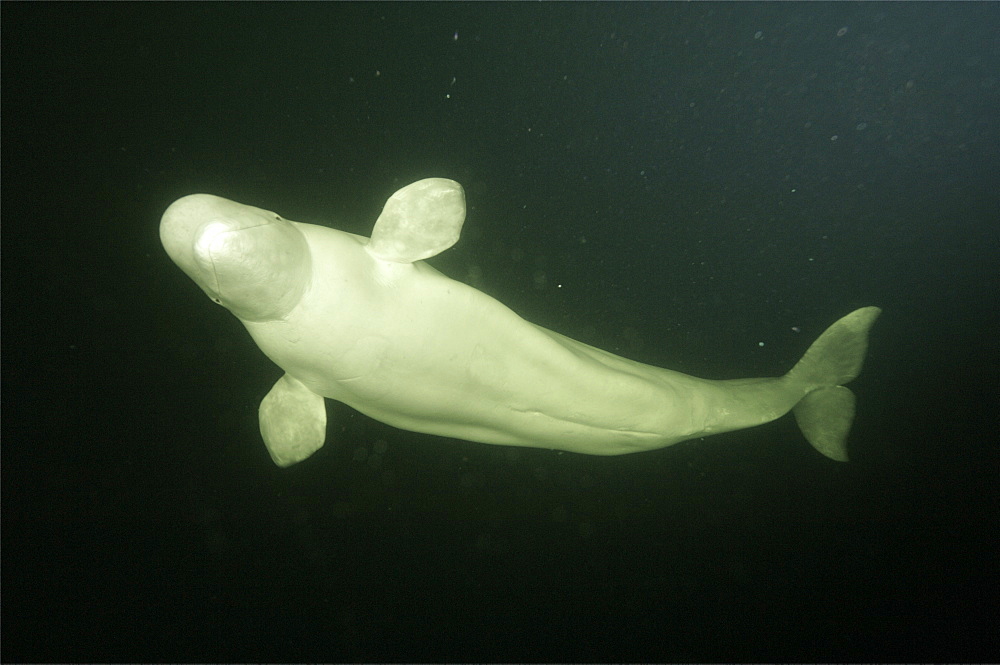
top-left (791, 326), bottom-right (801, 333)
top-left (758, 341), bottom-right (765, 347)
top-left (754, 30), bottom-right (763, 40)
top-left (830, 135), bottom-right (839, 141)
top-left (836, 27), bottom-right (848, 37)
top-left (856, 122), bottom-right (868, 131)
top-left (453, 31), bottom-right (459, 41)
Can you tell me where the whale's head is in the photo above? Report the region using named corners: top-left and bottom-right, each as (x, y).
top-left (160, 194), bottom-right (311, 322)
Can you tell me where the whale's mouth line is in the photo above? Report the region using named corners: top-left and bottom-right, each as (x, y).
top-left (205, 250), bottom-right (222, 303)
top-left (203, 215), bottom-right (286, 304)
top-left (197, 220), bottom-right (268, 304)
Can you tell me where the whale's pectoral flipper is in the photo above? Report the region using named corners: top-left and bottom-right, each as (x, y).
top-left (258, 373), bottom-right (327, 467)
top-left (787, 306), bottom-right (882, 461)
top-left (367, 178), bottom-right (466, 263)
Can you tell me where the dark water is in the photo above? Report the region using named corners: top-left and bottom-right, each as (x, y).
top-left (3, 2), bottom-right (997, 662)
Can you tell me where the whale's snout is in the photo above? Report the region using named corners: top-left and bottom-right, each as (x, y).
top-left (160, 194), bottom-right (311, 322)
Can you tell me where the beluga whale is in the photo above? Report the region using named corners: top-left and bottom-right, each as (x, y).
top-left (160, 178), bottom-right (881, 468)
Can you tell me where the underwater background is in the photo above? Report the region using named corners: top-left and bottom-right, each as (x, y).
top-left (3, 2), bottom-right (997, 661)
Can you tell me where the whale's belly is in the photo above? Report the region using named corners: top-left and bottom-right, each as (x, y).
top-left (246, 244), bottom-right (708, 455)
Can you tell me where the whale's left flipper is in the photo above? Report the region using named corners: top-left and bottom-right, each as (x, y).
top-left (787, 306), bottom-right (882, 461)
top-left (367, 178), bottom-right (466, 263)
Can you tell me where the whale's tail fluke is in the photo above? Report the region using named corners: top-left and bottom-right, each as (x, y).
top-left (786, 306), bottom-right (882, 461)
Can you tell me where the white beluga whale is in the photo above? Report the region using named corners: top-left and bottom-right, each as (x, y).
top-left (160, 178), bottom-right (881, 468)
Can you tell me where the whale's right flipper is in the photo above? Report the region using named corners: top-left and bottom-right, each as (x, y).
top-left (259, 373), bottom-right (327, 467)
top-left (787, 306), bottom-right (882, 462)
